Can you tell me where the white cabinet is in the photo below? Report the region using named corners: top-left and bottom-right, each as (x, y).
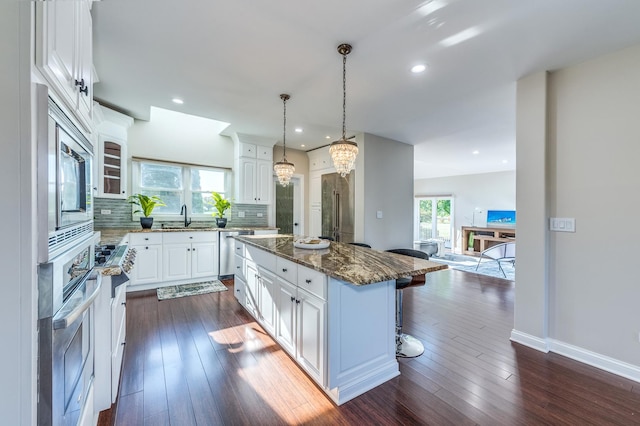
top-left (97, 138), bottom-right (127, 198)
top-left (128, 231), bottom-right (218, 291)
top-left (129, 233), bottom-right (162, 286)
top-left (35, 0), bottom-right (94, 133)
top-left (162, 232), bottom-right (218, 282)
top-left (94, 274), bottom-right (127, 412)
top-left (234, 139), bottom-right (274, 204)
top-left (95, 105), bottom-right (133, 199)
top-left (296, 287), bottom-right (326, 383)
top-left (257, 267), bottom-right (276, 334)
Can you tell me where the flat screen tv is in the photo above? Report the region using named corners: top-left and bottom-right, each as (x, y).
top-left (486, 210), bottom-right (516, 227)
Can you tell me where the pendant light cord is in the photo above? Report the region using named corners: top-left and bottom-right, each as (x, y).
top-left (342, 52), bottom-right (347, 141)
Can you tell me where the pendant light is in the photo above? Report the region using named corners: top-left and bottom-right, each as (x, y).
top-left (274, 93), bottom-right (295, 187)
top-left (329, 43), bottom-right (358, 177)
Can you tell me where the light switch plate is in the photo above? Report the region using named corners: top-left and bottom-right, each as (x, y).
top-left (376, 210), bottom-right (383, 219)
top-left (550, 217), bottom-right (575, 232)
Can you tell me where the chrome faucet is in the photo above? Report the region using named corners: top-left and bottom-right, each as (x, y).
top-left (180, 204), bottom-right (191, 227)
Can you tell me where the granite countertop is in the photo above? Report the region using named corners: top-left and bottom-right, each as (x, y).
top-left (235, 235), bottom-right (448, 286)
top-left (96, 227), bottom-right (279, 246)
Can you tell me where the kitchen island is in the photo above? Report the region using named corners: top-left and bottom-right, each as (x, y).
top-left (233, 234), bottom-right (447, 405)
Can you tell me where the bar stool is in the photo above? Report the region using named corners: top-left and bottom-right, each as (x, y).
top-left (349, 242), bottom-right (371, 248)
top-left (386, 248), bottom-right (429, 358)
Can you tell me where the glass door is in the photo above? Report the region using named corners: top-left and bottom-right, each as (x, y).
top-left (416, 196), bottom-right (453, 245)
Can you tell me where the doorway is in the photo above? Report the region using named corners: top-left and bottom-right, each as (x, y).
top-left (273, 176), bottom-right (303, 235)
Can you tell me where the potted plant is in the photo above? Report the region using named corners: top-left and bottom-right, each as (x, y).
top-left (128, 193), bottom-right (166, 229)
top-left (211, 191), bottom-right (231, 228)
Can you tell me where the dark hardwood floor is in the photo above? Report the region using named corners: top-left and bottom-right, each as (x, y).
top-left (104, 271), bottom-right (640, 425)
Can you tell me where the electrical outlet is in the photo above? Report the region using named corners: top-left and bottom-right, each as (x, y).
top-left (101, 209), bottom-right (111, 215)
top-left (238, 211), bottom-right (245, 218)
top-left (257, 212), bottom-right (263, 217)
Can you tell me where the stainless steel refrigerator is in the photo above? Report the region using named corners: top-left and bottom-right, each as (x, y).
top-left (321, 172), bottom-right (355, 243)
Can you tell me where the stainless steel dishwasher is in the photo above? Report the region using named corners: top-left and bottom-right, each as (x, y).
top-left (219, 230), bottom-right (254, 277)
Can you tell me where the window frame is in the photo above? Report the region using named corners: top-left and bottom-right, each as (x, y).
top-left (414, 195), bottom-right (454, 244)
top-left (131, 158), bottom-right (231, 221)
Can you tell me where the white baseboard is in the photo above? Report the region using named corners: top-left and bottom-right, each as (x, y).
top-left (510, 329), bottom-right (549, 352)
top-left (549, 339), bottom-right (640, 383)
top-left (510, 330), bottom-right (640, 383)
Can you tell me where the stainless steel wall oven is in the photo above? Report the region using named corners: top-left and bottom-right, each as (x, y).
top-left (38, 234), bottom-right (100, 426)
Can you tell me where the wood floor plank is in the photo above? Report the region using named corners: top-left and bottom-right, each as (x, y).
top-left (108, 274), bottom-right (640, 425)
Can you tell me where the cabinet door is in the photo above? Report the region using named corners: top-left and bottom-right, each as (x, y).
top-left (244, 261), bottom-right (259, 318)
top-left (256, 159), bottom-right (273, 204)
top-left (238, 158), bottom-right (256, 203)
top-left (75, 0), bottom-right (93, 131)
top-left (130, 244), bottom-right (161, 285)
top-left (297, 289), bottom-right (326, 385)
top-left (257, 268), bottom-right (276, 334)
top-left (37, 1), bottom-right (78, 113)
top-left (275, 278), bottom-right (297, 356)
top-left (98, 138), bottom-right (127, 199)
top-left (163, 243), bottom-right (192, 281)
top-left (191, 242), bottom-right (217, 278)
top-left (310, 206), bottom-right (322, 239)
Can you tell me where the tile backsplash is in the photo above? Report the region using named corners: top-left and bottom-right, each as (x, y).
top-left (94, 198), bottom-right (268, 229)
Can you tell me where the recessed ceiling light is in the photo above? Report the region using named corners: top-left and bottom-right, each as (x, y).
top-left (172, 98), bottom-right (184, 104)
top-left (325, 135), bottom-right (331, 139)
top-left (295, 128), bottom-right (303, 133)
top-left (472, 150), bottom-right (479, 155)
top-left (502, 159), bottom-right (508, 164)
top-left (411, 64), bottom-right (427, 73)
top-left (301, 144), bottom-right (306, 148)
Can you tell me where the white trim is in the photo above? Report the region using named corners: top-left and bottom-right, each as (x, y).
top-left (270, 173), bottom-right (304, 234)
top-left (549, 339), bottom-right (640, 383)
top-left (509, 329), bottom-right (550, 352)
top-left (510, 330), bottom-right (640, 383)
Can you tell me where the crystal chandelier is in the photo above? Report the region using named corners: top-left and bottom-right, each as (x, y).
top-left (329, 43), bottom-right (358, 177)
top-left (274, 93), bottom-right (295, 187)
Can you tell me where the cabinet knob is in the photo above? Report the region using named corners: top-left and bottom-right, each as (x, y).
top-left (192, 248), bottom-right (196, 251)
top-left (122, 190), bottom-right (125, 194)
top-left (144, 237), bottom-right (149, 240)
top-left (187, 248), bottom-right (191, 251)
top-left (236, 266), bottom-right (240, 269)
top-left (121, 301), bottom-right (126, 306)
top-left (282, 268), bottom-right (287, 272)
top-left (290, 296), bottom-right (295, 302)
top-left (145, 246), bottom-right (148, 249)
top-left (74, 78), bottom-right (85, 88)
top-left (121, 342), bottom-right (126, 346)
top-left (79, 85), bottom-right (88, 96)
top-left (305, 279), bottom-right (311, 284)
top-left (296, 299), bottom-right (301, 304)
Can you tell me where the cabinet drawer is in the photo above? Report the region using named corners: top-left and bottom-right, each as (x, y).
top-left (246, 246), bottom-right (276, 271)
top-left (234, 254), bottom-right (245, 280)
top-left (234, 240), bottom-right (245, 257)
top-left (163, 231), bottom-right (216, 244)
top-left (129, 232), bottom-right (162, 245)
top-left (297, 266), bottom-right (327, 300)
top-left (276, 257), bottom-right (298, 283)
top-left (239, 142), bottom-right (256, 158)
top-left (256, 145), bottom-right (273, 161)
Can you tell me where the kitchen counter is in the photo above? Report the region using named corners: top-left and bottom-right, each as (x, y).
top-left (96, 227), bottom-right (279, 246)
top-left (235, 234), bottom-right (447, 285)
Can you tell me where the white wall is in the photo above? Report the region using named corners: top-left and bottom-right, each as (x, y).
top-left (414, 171), bottom-right (516, 252)
top-left (361, 133), bottom-right (414, 250)
top-left (515, 44), bottom-right (640, 372)
top-left (127, 106), bottom-right (234, 168)
top-left (2, 1), bottom-right (37, 424)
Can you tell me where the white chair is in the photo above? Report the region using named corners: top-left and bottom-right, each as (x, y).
top-left (475, 242), bottom-right (515, 278)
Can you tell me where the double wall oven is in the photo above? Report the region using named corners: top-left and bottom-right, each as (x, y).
top-left (37, 85), bottom-right (99, 426)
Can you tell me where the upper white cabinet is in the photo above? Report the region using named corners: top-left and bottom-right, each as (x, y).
top-left (233, 134), bottom-right (275, 205)
top-left (35, 0), bottom-right (95, 133)
top-left (94, 104), bottom-right (133, 199)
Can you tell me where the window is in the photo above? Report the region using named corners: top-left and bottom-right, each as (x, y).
top-left (132, 159), bottom-right (230, 218)
top-left (415, 196), bottom-right (453, 244)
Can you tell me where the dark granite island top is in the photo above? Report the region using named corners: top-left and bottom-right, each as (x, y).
top-left (234, 234), bottom-right (447, 285)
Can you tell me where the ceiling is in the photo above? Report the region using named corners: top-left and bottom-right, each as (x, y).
top-left (92, 0), bottom-right (640, 179)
